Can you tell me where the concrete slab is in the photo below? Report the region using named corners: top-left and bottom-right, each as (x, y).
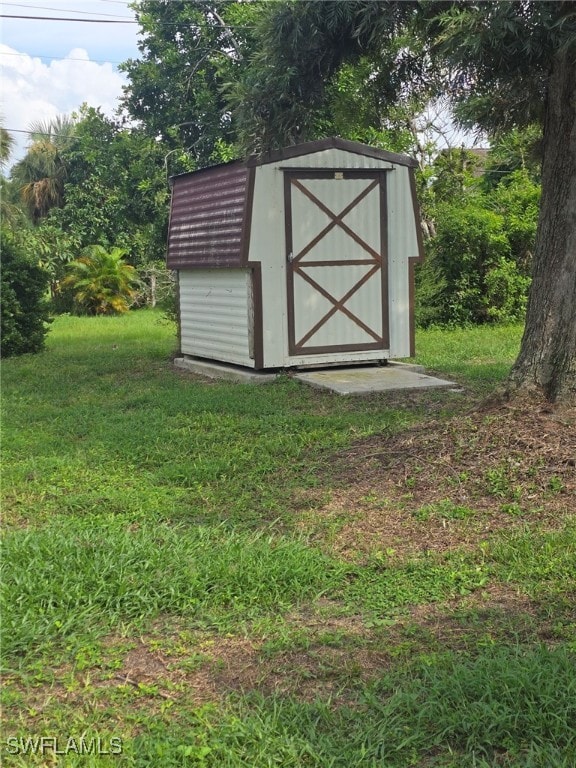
top-left (174, 357), bottom-right (278, 384)
top-left (174, 357), bottom-right (457, 394)
top-left (293, 364), bottom-right (456, 395)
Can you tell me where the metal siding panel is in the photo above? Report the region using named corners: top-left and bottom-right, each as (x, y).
top-left (249, 138), bottom-right (416, 168)
top-left (179, 270), bottom-right (254, 367)
top-left (167, 164), bottom-right (248, 269)
top-left (387, 167), bottom-right (418, 358)
top-left (246, 166), bottom-right (287, 367)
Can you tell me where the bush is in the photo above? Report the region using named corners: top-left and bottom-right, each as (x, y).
top-left (62, 245), bottom-right (140, 315)
top-left (485, 256), bottom-right (531, 323)
top-left (417, 188), bottom-right (536, 327)
top-left (0, 228), bottom-right (51, 357)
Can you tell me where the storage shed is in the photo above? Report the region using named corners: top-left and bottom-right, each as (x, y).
top-left (167, 137), bottom-right (424, 370)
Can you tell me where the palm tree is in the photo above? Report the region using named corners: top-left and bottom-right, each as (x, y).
top-left (62, 245), bottom-right (140, 315)
top-left (0, 119), bottom-right (28, 225)
top-left (0, 124), bottom-right (15, 170)
top-left (10, 115), bottom-right (76, 223)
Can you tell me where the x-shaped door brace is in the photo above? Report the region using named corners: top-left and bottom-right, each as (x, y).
top-left (290, 178), bottom-right (383, 348)
top-left (291, 178), bottom-right (381, 265)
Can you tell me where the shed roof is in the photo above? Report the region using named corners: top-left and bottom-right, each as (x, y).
top-left (167, 161), bottom-right (250, 270)
top-left (246, 137), bottom-right (418, 168)
top-left (166, 138), bottom-right (418, 271)
top-left (169, 137), bottom-right (418, 186)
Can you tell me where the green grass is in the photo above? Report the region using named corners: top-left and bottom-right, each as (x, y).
top-left (1, 517), bottom-right (346, 660)
top-left (414, 322), bottom-right (523, 389)
top-left (1, 311), bottom-right (574, 767)
top-left (2, 313), bottom-right (420, 529)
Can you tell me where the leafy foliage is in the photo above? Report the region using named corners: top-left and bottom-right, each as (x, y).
top-left (121, 0), bottom-right (264, 167)
top-left (417, 157), bottom-right (538, 327)
top-left (9, 115), bottom-right (76, 223)
top-left (0, 228), bottom-right (51, 357)
top-left (47, 107), bottom-right (172, 264)
top-left (0, 123), bottom-right (15, 169)
top-left (62, 245), bottom-right (140, 315)
top-left (418, 196), bottom-right (533, 327)
top-left (227, 0), bottom-right (424, 154)
top-left (426, 2), bottom-right (576, 133)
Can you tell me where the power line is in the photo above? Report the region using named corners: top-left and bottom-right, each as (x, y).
top-left (2, 3), bottom-right (133, 19)
top-left (1, 13), bottom-right (256, 28)
top-left (4, 127), bottom-right (137, 147)
top-left (1, 13), bottom-right (137, 23)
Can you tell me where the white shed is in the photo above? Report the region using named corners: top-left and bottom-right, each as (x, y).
top-left (167, 137), bottom-right (424, 370)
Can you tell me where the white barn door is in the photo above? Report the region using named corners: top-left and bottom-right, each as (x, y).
top-left (285, 170), bottom-right (389, 357)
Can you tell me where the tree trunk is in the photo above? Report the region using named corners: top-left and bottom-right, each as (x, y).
top-left (507, 47), bottom-right (576, 407)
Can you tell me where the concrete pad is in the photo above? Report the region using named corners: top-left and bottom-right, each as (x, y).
top-left (294, 364), bottom-right (456, 395)
top-left (174, 357), bottom-right (278, 384)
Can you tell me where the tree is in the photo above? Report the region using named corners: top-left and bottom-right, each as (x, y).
top-left (10, 116), bottom-right (76, 223)
top-left (426, 2), bottom-right (575, 404)
top-left (121, 0), bottom-right (264, 168)
top-left (0, 122), bottom-right (15, 170)
top-left (229, 1), bottom-right (576, 406)
top-left (46, 107), bottom-right (173, 268)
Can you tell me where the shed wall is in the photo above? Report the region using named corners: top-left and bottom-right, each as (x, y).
top-left (248, 148), bottom-right (418, 367)
top-left (387, 165), bottom-right (421, 358)
top-left (179, 269), bottom-right (254, 367)
top-left (171, 142), bottom-right (422, 370)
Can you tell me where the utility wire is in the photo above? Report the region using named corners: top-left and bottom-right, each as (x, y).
top-left (1, 13), bottom-right (256, 28)
top-left (3, 3), bottom-right (133, 19)
top-left (3, 127), bottom-right (142, 148)
top-left (1, 14), bottom-right (137, 22)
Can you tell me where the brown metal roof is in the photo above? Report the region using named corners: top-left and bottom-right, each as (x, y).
top-left (167, 161), bottom-right (250, 269)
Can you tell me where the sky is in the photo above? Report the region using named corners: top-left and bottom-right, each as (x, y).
top-left (0, 0), bottom-right (480, 168)
top-left (1, 0), bottom-right (142, 164)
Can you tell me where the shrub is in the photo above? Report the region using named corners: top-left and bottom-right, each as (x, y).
top-left (0, 228), bottom-right (51, 357)
top-left (418, 201), bottom-right (510, 326)
top-left (417, 190), bottom-right (538, 328)
top-left (485, 257), bottom-right (531, 323)
top-left (62, 245), bottom-right (140, 315)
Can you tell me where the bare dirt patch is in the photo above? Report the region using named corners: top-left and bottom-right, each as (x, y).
top-left (299, 397), bottom-right (575, 560)
top-left (92, 585), bottom-right (562, 707)
top-left (8, 582), bottom-right (564, 730)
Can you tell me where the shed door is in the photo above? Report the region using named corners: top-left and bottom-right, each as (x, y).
top-left (285, 170), bottom-right (389, 357)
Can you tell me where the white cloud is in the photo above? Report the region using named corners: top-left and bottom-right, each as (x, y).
top-left (1, 44), bottom-right (128, 164)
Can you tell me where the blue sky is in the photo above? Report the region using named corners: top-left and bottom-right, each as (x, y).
top-left (1, 0), bottom-right (141, 163)
top-left (1, 1), bottom-right (480, 166)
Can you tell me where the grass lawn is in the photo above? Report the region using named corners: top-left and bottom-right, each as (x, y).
top-left (1, 311), bottom-right (575, 767)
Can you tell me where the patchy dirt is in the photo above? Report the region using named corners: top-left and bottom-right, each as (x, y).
top-left (17, 582), bottom-right (564, 722)
top-left (6, 396), bottom-right (574, 728)
top-left (298, 396), bottom-right (575, 560)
